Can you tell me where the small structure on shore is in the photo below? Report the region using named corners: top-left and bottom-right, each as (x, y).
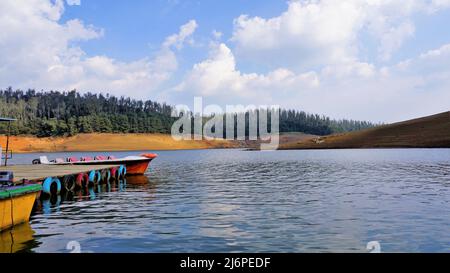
top-left (0, 117), bottom-right (16, 166)
top-left (313, 137), bottom-right (325, 144)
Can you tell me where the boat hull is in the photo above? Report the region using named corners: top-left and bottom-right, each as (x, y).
top-left (37, 154), bottom-right (157, 176)
top-left (67, 158), bottom-right (153, 175)
top-left (0, 184), bottom-right (41, 232)
top-left (123, 160), bottom-right (152, 175)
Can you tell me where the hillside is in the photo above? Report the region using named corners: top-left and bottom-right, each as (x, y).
top-left (0, 132), bottom-right (318, 153)
top-left (279, 111), bottom-right (450, 149)
top-left (0, 133), bottom-right (239, 153)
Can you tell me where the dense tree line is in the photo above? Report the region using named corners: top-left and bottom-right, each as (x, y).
top-left (0, 88), bottom-right (376, 137)
top-left (279, 109), bottom-right (375, 135)
top-left (0, 88), bottom-right (175, 136)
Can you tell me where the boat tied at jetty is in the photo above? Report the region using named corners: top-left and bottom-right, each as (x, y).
top-left (32, 153), bottom-right (158, 175)
top-left (0, 184), bottom-right (42, 232)
top-left (0, 116), bottom-right (158, 233)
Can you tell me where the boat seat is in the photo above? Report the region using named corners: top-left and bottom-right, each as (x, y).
top-left (95, 156), bottom-right (107, 161)
top-left (67, 156), bottom-right (78, 162)
top-left (39, 156), bottom-right (50, 164)
top-left (80, 156), bottom-right (93, 162)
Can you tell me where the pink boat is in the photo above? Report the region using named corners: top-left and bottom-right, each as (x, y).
top-left (33, 153), bottom-right (157, 175)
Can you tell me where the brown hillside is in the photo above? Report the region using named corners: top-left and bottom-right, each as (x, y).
top-left (0, 133), bottom-right (239, 153)
top-left (280, 111), bottom-right (450, 149)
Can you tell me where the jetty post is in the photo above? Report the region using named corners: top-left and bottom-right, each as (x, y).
top-left (0, 117), bottom-right (16, 166)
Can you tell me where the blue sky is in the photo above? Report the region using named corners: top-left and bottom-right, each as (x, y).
top-left (1, 0), bottom-right (450, 122)
top-left (60, 1), bottom-right (450, 71)
top-left (60, 0), bottom-right (290, 76)
top-left (61, 1), bottom-right (286, 61)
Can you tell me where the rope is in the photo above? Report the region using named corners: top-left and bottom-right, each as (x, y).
top-left (9, 192), bottom-right (14, 227)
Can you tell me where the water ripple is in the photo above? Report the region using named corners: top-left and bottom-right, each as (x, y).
top-left (3, 149), bottom-right (450, 253)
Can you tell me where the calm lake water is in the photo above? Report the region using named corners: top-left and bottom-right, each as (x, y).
top-left (2, 149), bottom-right (450, 253)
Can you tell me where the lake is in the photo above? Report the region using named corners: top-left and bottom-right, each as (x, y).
top-left (2, 149), bottom-right (450, 253)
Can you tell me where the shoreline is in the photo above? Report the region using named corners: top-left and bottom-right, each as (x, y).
top-left (0, 133), bottom-right (240, 154)
top-left (0, 132), bottom-right (317, 154)
top-left (3, 127), bottom-right (449, 154)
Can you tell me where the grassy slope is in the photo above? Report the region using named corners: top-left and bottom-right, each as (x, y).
top-left (280, 111), bottom-right (450, 149)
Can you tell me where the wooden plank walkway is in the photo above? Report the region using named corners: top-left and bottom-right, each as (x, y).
top-left (0, 164), bottom-right (120, 183)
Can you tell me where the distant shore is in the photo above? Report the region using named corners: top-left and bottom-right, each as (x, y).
top-left (0, 133), bottom-right (239, 153)
top-left (4, 109), bottom-right (448, 154)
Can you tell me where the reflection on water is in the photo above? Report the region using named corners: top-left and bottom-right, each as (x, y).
top-left (34, 179), bottom-right (129, 215)
top-left (0, 178), bottom-right (131, 253)
top-left (1, 149), bottom-right (450, 253)
top-left (0, 222), bottom-right (37, 253)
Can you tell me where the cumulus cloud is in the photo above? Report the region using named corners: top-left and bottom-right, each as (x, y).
top-left (232, 0), bottom-right (364, 68)
top-left (1, 0), bottom-right (450, 122)
top-left (231, 0), bottom-right (450, 67)
top-left (313, 43), bottom-right (450, 122)
top-left (0, 0), bottom-right (196, 99)
top-left (176, 43), bottom-right (319, 103)
top-left (283, 44), bottom-right (450, 122)
top-left (176, 40), bottom-right (450, 122)
top-left (170, 0), bottom-right (450, 122)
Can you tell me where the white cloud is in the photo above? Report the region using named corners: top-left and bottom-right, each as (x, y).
top-left (232, 0), bottom-right (364, 68)
top-left (419, 43), bottom-right (450, 59)
top-left (163, 20), bottom-right (198, 49)
top-left (315, 43), bottom-right (450, 122)
top-left (176, 43), bottom-right (319, 102)
top-left (176, 39), bottom-right (450, 122)
top-left (0, 0), bottom-right (196, 99)
top-left (66, 0), bottom-right (80, 6)
top-left (163, 0), bottom-right (444, 122)
top-left (1, 0), bottom-right (449, 123)
top-left (321, 61), bottom-right (376, 79)
top-left (313, 44), bottom-right (450, 122)
top-left (378, 21), bottom-right (415, 61)
top-left (231, 0), bottom-right (450, 67)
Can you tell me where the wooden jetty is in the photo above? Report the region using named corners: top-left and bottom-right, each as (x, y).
top-left (1, 117), bottom-right (128, 232)
top-left (0, 163), bottom-right (127, 197)
top-left (0, 164), bottom-right (120, 183)
top-left (1, 164), bottom-right (126, 232)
